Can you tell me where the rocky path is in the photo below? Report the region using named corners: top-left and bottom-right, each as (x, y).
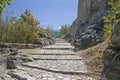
top-left (8, 39), bottom-right (95, 80)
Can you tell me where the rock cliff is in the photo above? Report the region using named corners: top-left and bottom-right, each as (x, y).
top-left (64, 0), bottom-right (109, 50)
top-left (101, 14), bottom-right (120, 80)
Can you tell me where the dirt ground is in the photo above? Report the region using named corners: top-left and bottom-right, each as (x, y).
top-left (76, 39), bottom-right (110, 79)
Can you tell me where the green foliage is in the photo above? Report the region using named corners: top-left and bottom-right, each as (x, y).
top-left (0, 0), bottom-right (13, 18)
top-left (0, 10), bottom-right (41, 44)
top-left (103, 22), bottom-right (112, 39)
top-left (20, 9), bottom-right (40, 27)
top-left (0, 9), bottom-right (55, 44)
top-left (41, 25), bottom-right (54, 37)
top-left (58, 24), bottom-right (70, 38)
top-left (103, 0), bottom-right (120, 39)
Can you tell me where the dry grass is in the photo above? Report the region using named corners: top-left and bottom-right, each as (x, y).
top-left (76, 39), bottom-right (111, 78)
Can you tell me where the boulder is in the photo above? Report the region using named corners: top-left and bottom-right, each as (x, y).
top-left (7, 57), bottom-right (17, 69)
top-left (38, 32), bottom-right (49, 38)
top-left (37, 32), bottom-right (55, 46)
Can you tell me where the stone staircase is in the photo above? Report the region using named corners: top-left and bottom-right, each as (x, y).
top-left (8, 39), bottom-right (95, 80)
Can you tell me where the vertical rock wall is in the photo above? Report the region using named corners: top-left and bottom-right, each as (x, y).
top-left (64, 0), bottom-right (109, 50)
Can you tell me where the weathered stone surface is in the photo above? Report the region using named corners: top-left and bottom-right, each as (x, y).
top-left (101, 16), bottom-right (120, 80)
top-left (0, 43), bottom-right (33, 70)
top-left (17, 39), bottom-right (95, 79)
top-left (7, 52), bottom-right (33, 69)
top-left (8, 70), bottom-right (35, 80)
top-left (0, 42), bottom-right (11, 48)
top-left (37, 32), bottom-right (55, 46)
top-left (31, 49), bottom-right (75, 55)
top-left (15, 66), bottom-right (95, 80)
top-left (43, 45), bottom-right (74, 50)
top-left (7, 43), bottom-right (42, 49)
top-left (22, 39), bottom-right (86, 73)
top-left (22, 60), bottom-right (88, 73)
top-left (0, 43), bottom-right (12, 74)
top-left (0, 43), bottom-right (34, 80)
top-left (0, 61), bottom-right (6, 75)
top-left (7, 57), bottom-right (17, 69)
top-left (64, 0), bottom-right (109, 50)
top-left (1, 39), bottom-right (96, 79)
top-left (30, 55), bottom-right (81, 60)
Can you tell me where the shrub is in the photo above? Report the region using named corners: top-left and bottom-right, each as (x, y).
top-left (103, 0), bottom-right (120, 39)
top-left (58, 24), bottom-right (70, 38)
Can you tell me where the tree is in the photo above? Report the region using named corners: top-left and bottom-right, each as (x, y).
top-left (20, 9), bottom-right (40, 27)
top-left (20, 9), bottom-right (41, 43)
top-left (0, 0), bottom-right (13, 18)
top-left (58, 24), bottom-right (70, 38)
top-left (0, 10), bottom-right (41, 44)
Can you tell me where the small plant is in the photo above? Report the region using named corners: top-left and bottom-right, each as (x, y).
top-left (103, 16), bottom-right (112, 39)
top-left (103, 0), bottom-right (120, 39)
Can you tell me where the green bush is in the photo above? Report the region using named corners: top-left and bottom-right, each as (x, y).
top-left (0, 9), bottom-right (41, 44)
top-left (58, 24), bottom-right (70, 38)
top-left (103, 0), bottom-right (120, 39)
top-left (41, 26), bottom-right (54, 37)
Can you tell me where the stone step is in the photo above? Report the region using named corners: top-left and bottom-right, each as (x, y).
top-left (16, 66), bottom-right (95, 80)
top-left (55, 39), bottom-right (66, 41)
top-left (31, 59), bottom-right (81, 60)
top-left (55, 41), bottom-right (68, 43)
top-left (43, 45), bottom-right (74, 50)
top-left (22, 60), bottom-right (88, 73)
top-left (55, 43), bottom-right (71, 46)
top-left (32, 54), bottom-right (75, 55)
top-left (30, 55), bottom-right (81, 60)
top-left (31, 50), bottom-right (75, 55)
top-left (7, 39), bottom-right (95, 80)
top-left (55, 39), bottom-right (68, 43)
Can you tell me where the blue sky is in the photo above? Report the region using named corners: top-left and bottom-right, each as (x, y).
top-left (6, 0), bottom-right (78, 30)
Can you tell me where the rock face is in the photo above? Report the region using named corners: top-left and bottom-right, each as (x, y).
top-left (101, 15), bottom-right (120, 80)
top-left (64, 0), bottom-right (109, 50)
